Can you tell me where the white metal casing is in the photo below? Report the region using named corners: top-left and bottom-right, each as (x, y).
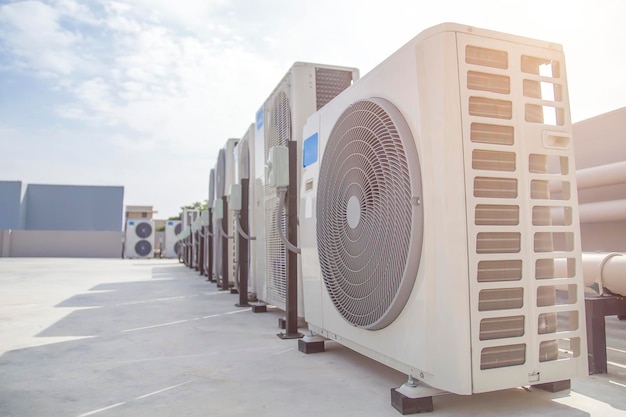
top-left (254, 62), bottom-right (360, 313)
top-left (214, 139), bottom-right (239, 287)
top-left (233, 124), bottom-right (257, 296)
top-left (299, 23), bottom-right (587, 395)
top-left (164, 220), bottom-right (182, 258)
top-left (124, 219), bottom-right (154, 259)
top-left (182, 209), bottom-right (199, 230)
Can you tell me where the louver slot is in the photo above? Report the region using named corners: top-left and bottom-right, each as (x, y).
top-left (535, 258), bottom-right (576, 279)
top-left (521, 55), bottom-right (560, 77)
top-left (472, 150), bottom-right (516, 172)
top-left (529, 154), bottom-right (568, 175)
top-left (477, 232), bottom-right (521, 253)
top-left (538, 340), bottom-right (559, 362)
top-left (466, 45), bottom-right (508, 69)
top-left (469, 97), bottom-right (512, 119)
top-left (477, 259), bottom-right (522, 282)
top-left (534, 232), bottom-right (574, 252)
top-left (470, 123), bottom-right (514, 145)
top-left (523, 79), bottom-right (562, 101)
top-left (467, 71), bottom-right (510, 94)
top-left (474, 177), bottom-right (518, 199)
top-left (532, 206), bottom-right (572, 226)
top-left (479, 316), bottom-right (525, 340)
top-left (475, 204), bottom-right (519, 225)
top-left (530, 180), bottom-right (570, 200)
top-left (478, 287), bottom-right (523, 311)
top-left (480, 344), bottom-right (526, 370)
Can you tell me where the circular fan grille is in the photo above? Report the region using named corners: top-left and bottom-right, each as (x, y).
top-left (135, 240), bottom-right (152, 257)
top-left (174, 242), bottom-right (180, 255)
top-left (317, 98), bottom-right (424, 330)
top-left (174, 222), bottom-right (182, 235)
top-left (135, 222), bottom-right (153, 239)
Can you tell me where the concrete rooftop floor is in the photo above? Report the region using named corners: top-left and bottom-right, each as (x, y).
top-left (0, 258), bottom-right (625, 417)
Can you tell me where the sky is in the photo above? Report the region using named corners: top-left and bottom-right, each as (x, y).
top-left (1, 0), bottom-right (625, 220)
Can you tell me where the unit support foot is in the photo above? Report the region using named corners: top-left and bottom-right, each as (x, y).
top-left (251, 304), bottom-right (267, 313)
top-left (298, 334), bottom-right (326, 354)
top-left (533, 379), bottom-right (571, 392)
top-left (390, 376), bottom-right (448, 414)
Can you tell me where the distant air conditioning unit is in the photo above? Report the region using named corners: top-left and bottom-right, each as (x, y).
top-left (299, 23), bottom-right (587, 396)
top-left (253, 61), bottom-right (359, 312)
top-left (182, 209), bottom-right (199, 230)
top-left (233, 124), bottom-right (256, 296)
top-left (124, 219), bottom-right (154, 259)
top-left (214, 139), bottom-right (239, 288)
top-left (164, 220), bottom-right (182, 258)
top-left (208, 168), bottom-right (217, 280)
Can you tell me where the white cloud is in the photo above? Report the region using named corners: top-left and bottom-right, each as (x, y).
top-left (0, 1), bottom-right (83, 75)
top-left (51, 0), bottom-right (102, 25)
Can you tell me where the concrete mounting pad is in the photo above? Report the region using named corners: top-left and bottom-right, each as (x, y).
top-left (0, 258), bottom-right (625, 416)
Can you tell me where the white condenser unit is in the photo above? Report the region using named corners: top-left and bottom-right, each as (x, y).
top-left (182, 209), bottom-right (199, 230)
top-left (125, 219), bottom-right (154, 259)
top-left (215, 139), bottom-right (239, 287)
top-left (299, 23), bottom-right (587, 395)
top-left (254, 62), bottom-right (360, 312)
top-left (183, 209), bottom-right (200, 267)
top-left (209, 168), bottom-right (217, 280)
top-left (164, 220), bottom-right (182, 258)
top-left (234, 124), bottom-right (257, 296)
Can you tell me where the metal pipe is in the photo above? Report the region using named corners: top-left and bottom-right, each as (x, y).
top-left (578, 199), bottom-right (626, 223)
top-left (277, 189), bottom-right (301, 254)
top-left (576, 161), bottom-right (626, 190)
top-left (579, 252), bottom-right (626, 296)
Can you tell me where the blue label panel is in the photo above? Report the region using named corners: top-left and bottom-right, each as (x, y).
top-left (303, 133), bottom-right (319, 168)
top-left (256, 108), bottom-right (264, 130)
top-left (129, 220), bottom-right (135, 226)
top-left (167, 221), bottom-right (174, 226)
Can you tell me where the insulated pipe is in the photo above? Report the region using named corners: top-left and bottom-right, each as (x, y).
top-left (578, 199), bottom-right (626, 223)
top-left (576, 161), bottom-right (626, 190)
top-left (561, 253), bottom-right (626, 296)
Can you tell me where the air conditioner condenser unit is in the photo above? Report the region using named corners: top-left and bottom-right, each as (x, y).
top-left (299, 22), bottom-right (587, 397)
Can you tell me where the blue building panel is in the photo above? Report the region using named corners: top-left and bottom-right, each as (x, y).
top-left (0, 181), bottom-right (22, 229)
top-left (24, 184), bottom-right (124, 231)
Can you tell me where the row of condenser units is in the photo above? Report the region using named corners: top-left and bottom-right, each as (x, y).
top-left (174, 22), bottom-right (589, 403)
top-left (123, 218), bottom-right (183, 259)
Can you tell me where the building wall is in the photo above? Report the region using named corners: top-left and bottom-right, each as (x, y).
top-left (573, 107), bottom-right (626, 252)
top-left (24, 184), bottom-right (124, 231)
top-left (7, 230), bottom-right (122, 258)
top-left (0, 181), bottom-right (22, 229)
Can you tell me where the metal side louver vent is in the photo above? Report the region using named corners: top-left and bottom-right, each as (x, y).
top-left (264, 90), bottom-right (291, 307)
top-left (315, 68), bottom-right (354, 110)
top-left (317, 98), bottom-right (424, 330)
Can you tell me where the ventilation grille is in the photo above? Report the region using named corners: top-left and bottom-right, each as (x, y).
top-left (134, 240), bottom-right (152, 257)
top-left (462, 40), bottom-right (580, 374)
top-left (263, 90), bottom-right (291, 308)
top-left (315, 68), bottom-right (354, 110)
top-left (317, 98), bottom-right (423, 329)
top-left (135, 222), bottom-right (152, 239)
